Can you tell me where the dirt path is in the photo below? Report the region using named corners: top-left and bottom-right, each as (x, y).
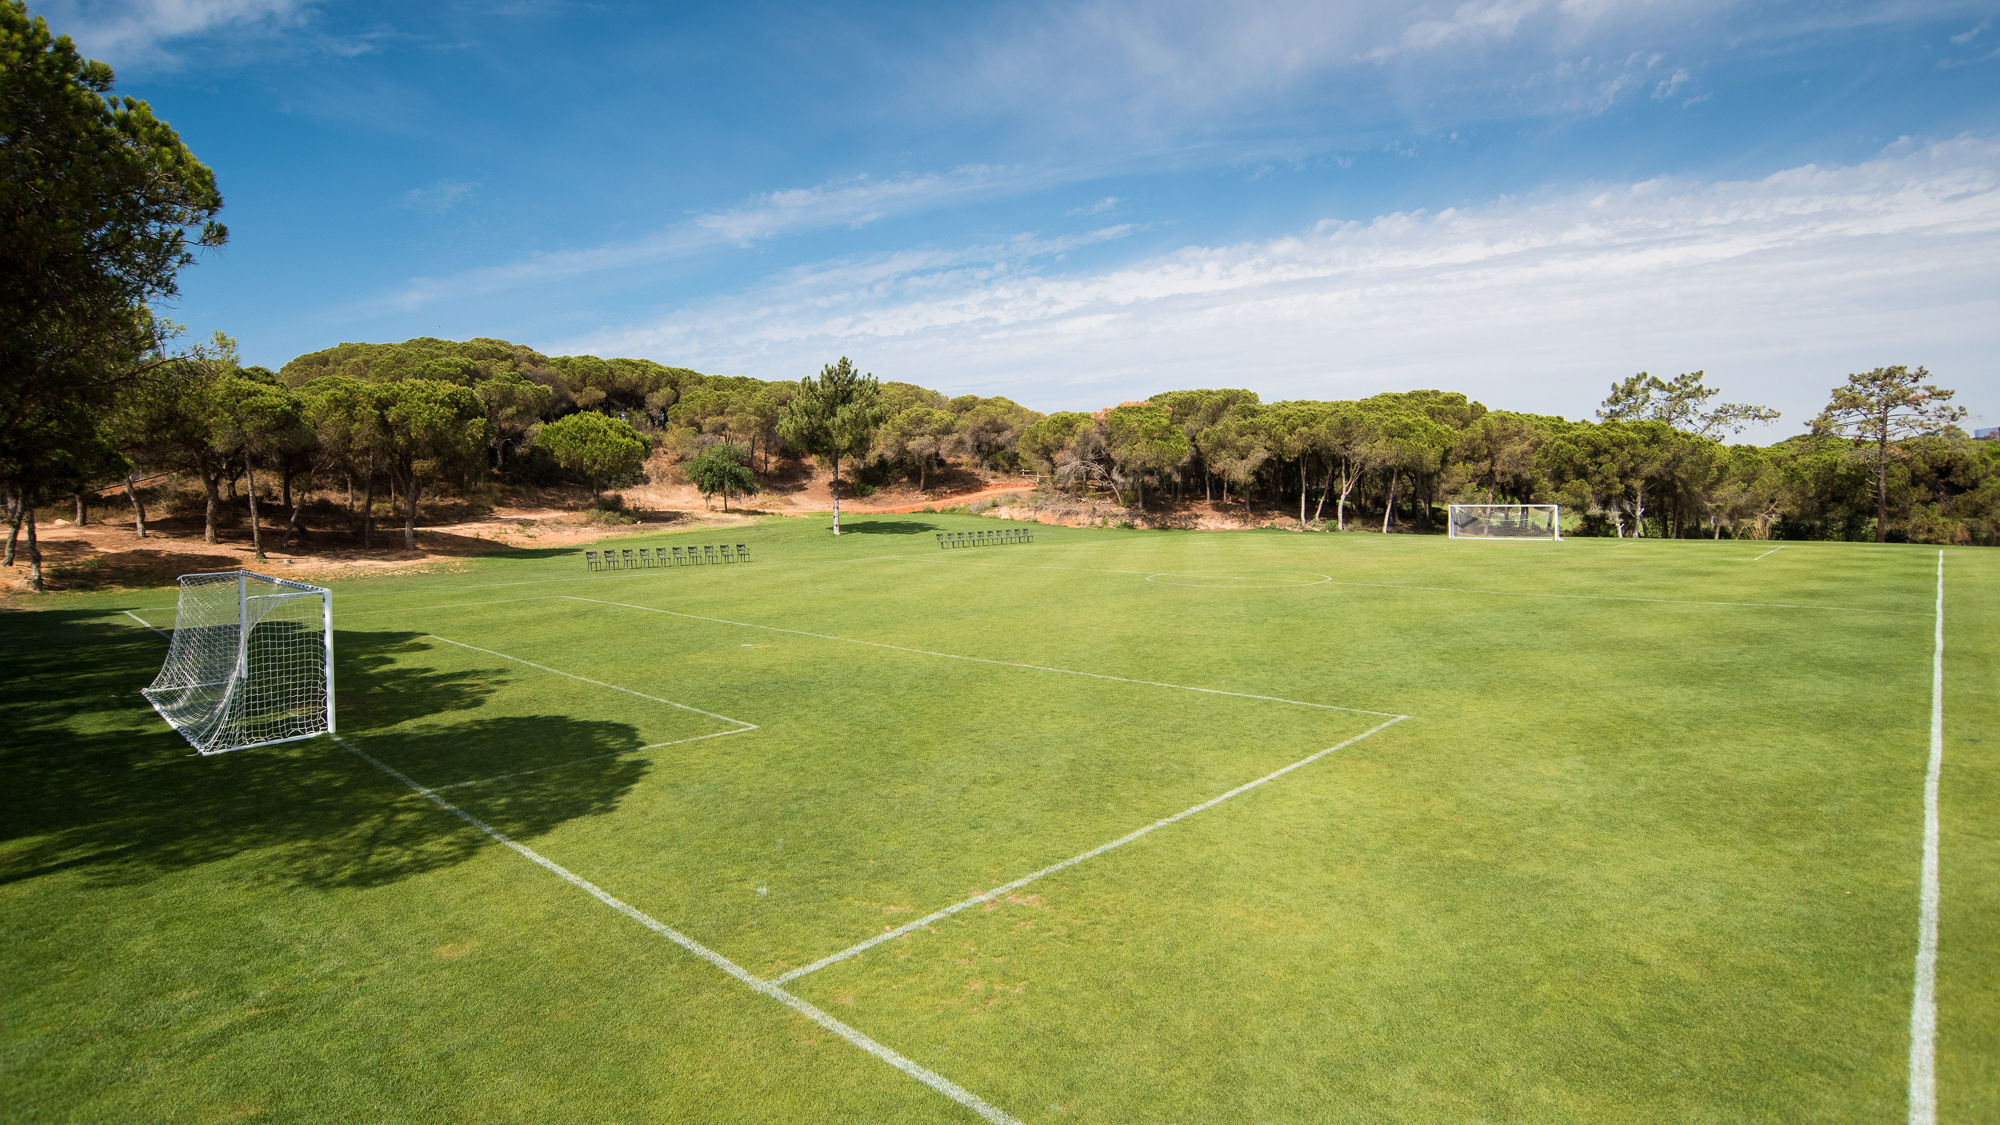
top-left (823, 482), bottom-right (1037, 515)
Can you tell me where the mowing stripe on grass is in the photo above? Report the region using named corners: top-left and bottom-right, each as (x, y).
top-left (882, 555), bottom-right (1910, 613)
top-left (327, 733), bottom-right (1023, 1125)
top-left (1908, 550), bottom-right (1945, 1125)
top-left (775, 715), bottom-right (1409, 984)
top-left (564, 596), bottom-right (1405, 717)
top-left (326, 563), bottom-right (779, 600)
top-left (335, 596), bottom-right (564, 618)
top-left (424, 634), bottom-right (758, 730)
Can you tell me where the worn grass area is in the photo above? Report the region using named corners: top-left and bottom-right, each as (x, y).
top-left (2, 516), bottom-right (1992, 1124)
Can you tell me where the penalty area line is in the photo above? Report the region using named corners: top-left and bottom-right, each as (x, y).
top-left (562, 596), bottom-right (1403, 718)
top-left (328, 733), bottom-right (1021, 1125)
top-left (422, 728), bottom-right (754, 793)
top-left (424, 634), bottom-right (757, 730)
top-left (776, 715), bottom-right (1409, 984)
top-left (123, 610), bottom-right (171, 639)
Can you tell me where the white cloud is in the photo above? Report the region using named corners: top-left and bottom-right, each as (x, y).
top-left (38, 0), bottom-right (311, 67)
top-left (1067, 197), bottom-right (1123, 216)
top-left (556, 136), bottom-right (2000, 436)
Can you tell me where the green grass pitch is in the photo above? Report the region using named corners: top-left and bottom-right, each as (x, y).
top-left (3, 518), bottom-right (1994, 1123)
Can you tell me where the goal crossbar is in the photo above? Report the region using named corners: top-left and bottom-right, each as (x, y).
top-left (142, 570), bottom-right (335, 754)
top-left (1447, 504), bottom-right (1562, 541)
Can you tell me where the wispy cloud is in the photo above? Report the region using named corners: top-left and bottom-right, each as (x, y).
top-left (1366, 0), bottom-right (1543, 60)
top-left (559, 136), bottom-right (2000, 430)
top-left (393, 180), bottom-right (477, 213)
top-left (1067, 197), bottom-right (1123, 216)
top-left (372, 164), bottom-right (1064, 312)
top-left (38, 0), bottom-right (313, 67)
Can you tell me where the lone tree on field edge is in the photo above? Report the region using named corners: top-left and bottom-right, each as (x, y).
top-left (1812, 366), bottom-right (1963, 543)
top-left (684, 442), bottom-right (757, 512)
top-left (778, 357), bottom-right (885, 535)
top-left (540, 411), bottom-right (649, 505)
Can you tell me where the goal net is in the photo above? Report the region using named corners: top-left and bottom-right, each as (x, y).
top-left (1447, 504), bottom-right (1562, 540)
top-left (142, 571), bottom-right (335, 755)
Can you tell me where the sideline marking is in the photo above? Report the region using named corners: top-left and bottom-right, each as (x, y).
top-left (775, 715), bottom-right (1408, 984)
top-left (1908, 551), bottom-right (1945, 1125)
top-left (883, 555), bottom-right (1914, 613)
top-left (327, 734), bottom-right (1021, 1125)
top-left (564, 596), bottom-right (1404, 718)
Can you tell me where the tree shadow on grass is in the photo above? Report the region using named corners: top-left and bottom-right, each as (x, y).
top-left (0, 611), bottom-right (651, 893)
top-left (837, 519), bottom-right (941, 535)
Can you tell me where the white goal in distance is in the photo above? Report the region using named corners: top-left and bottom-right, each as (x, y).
top-left (142, 571), bottom-right (335, 754)
top-left (1447, 504), bottom-right (1562, 541)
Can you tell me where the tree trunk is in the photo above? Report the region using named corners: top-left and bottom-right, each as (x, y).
top-left (125, 474), bottom-right (147, 538)
top-left (4, 487), bottom-right (20, 565)
top-left (202, 464), bottom-right (222, 544)
top-left (830, 456), bottom-right (842, 534)
top-left (346, 474), bottom-right (354, 527)
top-left (25, 503), bottom-right (44, 592)
top-left (246, 457), bottom-right (266, 560)
top-left (403, 478), bottom-right (419, 550)
top-left (1381, 469), bottom-right (1398, 534)
top-left (1136, 474), bottom-right (1144, 512)
top-left (360, 477), bottom-right (374, 548)
top-left (282, 479), bottom-right (305, 549)
top-left (74, 492), bottom-right (87, 526)
top-left (1299, 458), bottom-right (1307, 525)
top-left (1875, 433), bottom-right (1889, 542)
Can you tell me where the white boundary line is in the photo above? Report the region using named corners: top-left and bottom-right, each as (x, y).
top-left (563, 596), bottom-right (1403, 717)
top-left (327, 733), bottom-right (1021, 1125)
top-left (877, 555), bottom-right (1912, 613)
top-left (123, 610), bottom-right (170, 639)
top-left (425, 634), bottom-right (757, 730)
top-left (775, 715), bottom-right (1408, 984)
top-left (1908, 550), bottom-right (1945, 1125)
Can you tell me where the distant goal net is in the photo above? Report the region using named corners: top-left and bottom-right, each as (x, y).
top-left (1447, 504), bottom-right (1562, 541)
top-left (142, 571), bottom-right (334, 754)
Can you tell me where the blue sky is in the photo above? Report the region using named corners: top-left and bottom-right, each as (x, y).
top-left (42, 0), bottom-right (2000, 437)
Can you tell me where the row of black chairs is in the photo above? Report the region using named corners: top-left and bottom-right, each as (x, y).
top-left (586, 544), bottom-right (750, 571)
top-left (936, 528), bottom-right (1034, 549)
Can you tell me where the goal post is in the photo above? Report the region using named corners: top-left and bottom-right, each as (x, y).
top-left (142, 571), bottom-right (335, 754)
top-left (1447, 504), bottom-right (1562, 541)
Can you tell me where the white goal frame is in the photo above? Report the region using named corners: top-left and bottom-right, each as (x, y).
top-left (142, 570), bottom-right (335, 754)
top-left (1447, 504), bottom-right (1562, 541)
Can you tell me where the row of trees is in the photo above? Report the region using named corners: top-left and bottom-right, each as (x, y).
top-left (1002, 369), bottom-right (1985, 544)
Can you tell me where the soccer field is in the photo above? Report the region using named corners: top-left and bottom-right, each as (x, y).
top-left (3, 517), bottom-right (1994, 1123)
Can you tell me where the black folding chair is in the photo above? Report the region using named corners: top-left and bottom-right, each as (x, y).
top-left (736, 543), bottom-right (750, 561)
top-left (704, 545), bottom-right (717, 564)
